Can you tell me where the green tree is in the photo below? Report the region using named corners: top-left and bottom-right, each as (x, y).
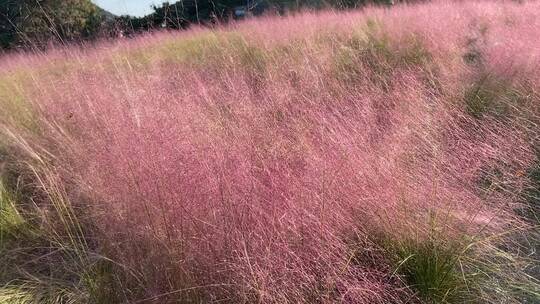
top-left (0, 0), bottom-right (22, 48)
top-left (0, 0), bottom-right (104, 49)
top-left (19, 0), bottom-right (103, 46)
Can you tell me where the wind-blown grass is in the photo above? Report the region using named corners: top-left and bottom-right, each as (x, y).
top-left (0, 1), bottom-right (539, 303)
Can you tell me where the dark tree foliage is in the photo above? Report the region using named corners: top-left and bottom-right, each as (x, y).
top-left (119, 0), bottom-right (400, 33)
top-left (117, 0), bottom-right (251, 36)
top-left (0, 0), bottom-right (104, 49)
top-left (0, 0), bottom-right (23, 48)
top-left (0, 0), bottom-right (408, 49)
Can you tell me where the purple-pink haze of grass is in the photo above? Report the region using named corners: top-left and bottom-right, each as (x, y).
top-left (0, 1), bottom-right (539, 303)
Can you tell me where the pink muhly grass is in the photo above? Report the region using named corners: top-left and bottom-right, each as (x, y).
top-left (1, 1), bottom-right (539, 303)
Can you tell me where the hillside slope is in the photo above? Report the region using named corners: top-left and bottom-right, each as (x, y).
top-left (0, 1), bottom-right (539, 303)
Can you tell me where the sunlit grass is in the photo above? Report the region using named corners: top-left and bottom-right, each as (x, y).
top-left (0, 1), bottom-right (539, 303)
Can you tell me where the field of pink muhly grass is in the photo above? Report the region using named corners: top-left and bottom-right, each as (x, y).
top-left (0, 1), bottom-right (539, 303)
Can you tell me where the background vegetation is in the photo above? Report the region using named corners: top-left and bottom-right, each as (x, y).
top-left (1, 0), bottom-right (401, 49)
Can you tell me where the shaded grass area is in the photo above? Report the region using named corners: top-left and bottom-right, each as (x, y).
top-left (0, 152), bottom-right (124, 304)
top-left (463, 73), bottom-right (536, 120)
top-left (332, 19), bottom-right (432, 92)
top-left (371, 222), bottom-right (540, 303)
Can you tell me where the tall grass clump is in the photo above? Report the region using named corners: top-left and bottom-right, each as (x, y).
top-left (0, 0), bottom-right (539, 303)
